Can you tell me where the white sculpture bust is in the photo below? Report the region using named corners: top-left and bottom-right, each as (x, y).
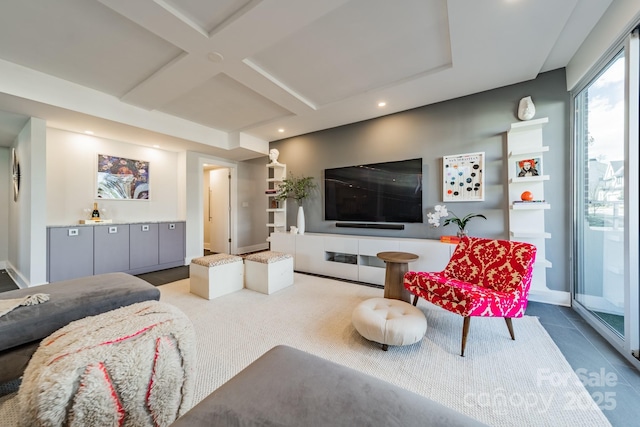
top-left (269, 148), bottom-right (281, 164)
top-left (518, 96), bottom-right (536, 121)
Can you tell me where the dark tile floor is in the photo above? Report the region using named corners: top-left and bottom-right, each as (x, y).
top-left (525, 301), bottom-right (640, 426)
top-left (0, 270), bottom-right (17, 293)
top-left (135, 266), bottom-right (189, 286)
top-left (1, 269), bottom-right (638, 425)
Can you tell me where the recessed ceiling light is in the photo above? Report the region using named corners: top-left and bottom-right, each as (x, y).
top-left (278, 128), bottom-right (285, 133)
top-left (84, 130), bottom-right (94, 135)
top-left (207, 52), bottom-right (224, 63)
top-left (378, 102), bottom-right (386, 107)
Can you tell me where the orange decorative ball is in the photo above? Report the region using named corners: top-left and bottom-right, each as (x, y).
top-left (521, 191), bottom-right (534, 201)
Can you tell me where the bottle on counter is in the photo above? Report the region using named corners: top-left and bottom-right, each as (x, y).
top-left (91, 202), bottom-right (100, 219)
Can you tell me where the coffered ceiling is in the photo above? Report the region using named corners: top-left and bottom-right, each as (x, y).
top-left (0, 0), bottom-right (611, 159)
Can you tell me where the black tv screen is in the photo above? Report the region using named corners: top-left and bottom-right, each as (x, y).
top-left (324, 158), bottom-right (423, 223)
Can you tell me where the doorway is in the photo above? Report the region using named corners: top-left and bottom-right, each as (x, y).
top-left (572, 27), bottom-right (640, 367)
top-left (203, 166), bottom-right (230, 254)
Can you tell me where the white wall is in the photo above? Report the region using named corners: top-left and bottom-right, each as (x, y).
top-left (8, 118), bottom-right (47, 287)
top-left (0, 148), bottom-right (9, 268)
top-left (40, 128), bottom-right (268, 274)
top-left (46, 128), bottom-right (182, 224)
top-left (203, 171), bottom-right (210, 249)
top-left (566, 0), bottom-right (640, 90)
top-left (185, 151), bottom-right (238, 263)
top-left (3, 125), bottom-right (272, 284)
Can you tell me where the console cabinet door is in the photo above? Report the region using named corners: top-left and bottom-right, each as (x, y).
top-left (269, 233), bottom-right (296, 256)
top-left (48, 226), bottom-right (94, 282)
top-left (295, 234), bottom-right (324, 274)
top-left (94, 225), bottom-right (130, 274)
top-left (158, 222), bottom-right (185, 264)
top-left (130, 224), bottom-right (159, 270)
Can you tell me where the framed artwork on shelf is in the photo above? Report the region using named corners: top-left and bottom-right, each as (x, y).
top-left (514, 157), bottom-right (542, 177)
top-left (96, 154), bottom-right (150, 200)
top-left (442, 152), bottom-right (484, 202)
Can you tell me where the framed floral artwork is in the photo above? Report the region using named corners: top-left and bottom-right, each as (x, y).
top-left (96, 154), bottom-right (149, 199)
top-left (442, 152), bottom-right (484, 202)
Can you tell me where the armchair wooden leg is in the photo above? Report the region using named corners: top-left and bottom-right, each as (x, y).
top-left (461, 317), bottom-right (471, 357)
top-left (504, 317), bottom-right (515, 340)
top-left (412, 295), bottom-right (419, 306)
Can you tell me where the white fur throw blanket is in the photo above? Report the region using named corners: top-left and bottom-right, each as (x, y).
top-left (18, 300), bottom-right (196, 427)
top-left (0, 293), bottom-right (49, 318)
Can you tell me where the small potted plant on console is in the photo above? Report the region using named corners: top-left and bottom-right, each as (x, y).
top-left (427, 204), bottom-right (486, 238)
top-left (276, 173), bottom-right (317, 234)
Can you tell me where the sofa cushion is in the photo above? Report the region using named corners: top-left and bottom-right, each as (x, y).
top-left (0, 273), bottom-right (160, 352)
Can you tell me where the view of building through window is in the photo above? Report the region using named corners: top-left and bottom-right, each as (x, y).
top-left (575, 51), bottom-right (626, 337)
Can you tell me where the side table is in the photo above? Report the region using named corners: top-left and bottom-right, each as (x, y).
top-left (376, 251), bottom-right (419, 303)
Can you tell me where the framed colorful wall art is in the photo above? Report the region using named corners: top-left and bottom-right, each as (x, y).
top-left (96, 154), bottom-right (150, 200)
top-left (442, 152), bottom-right (484, 202)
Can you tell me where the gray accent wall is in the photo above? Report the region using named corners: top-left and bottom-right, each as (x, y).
top-left (269, 69), bottom-right (570, 293)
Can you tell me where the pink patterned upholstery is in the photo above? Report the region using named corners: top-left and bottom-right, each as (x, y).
top-left (404, 237), bottom-right (536, 356)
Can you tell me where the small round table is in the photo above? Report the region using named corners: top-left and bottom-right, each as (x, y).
top-left (376, 251), bottom-right (419, 303)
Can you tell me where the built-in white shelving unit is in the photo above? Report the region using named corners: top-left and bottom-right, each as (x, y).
top-left (266, 162), bottom-right (287, 233)
top-left (507, 117), bottom-right (566, 305)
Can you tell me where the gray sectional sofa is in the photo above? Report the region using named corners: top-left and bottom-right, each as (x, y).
top-left (0, 272), bottom-right (160, 383)
top-left (1, 275), bottom-right (484, 426)
top-left (171, 345), bottom-right (487, 427)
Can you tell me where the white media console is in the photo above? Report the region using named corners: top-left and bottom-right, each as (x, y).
top-left (269, 232), bottom-right (456, 286)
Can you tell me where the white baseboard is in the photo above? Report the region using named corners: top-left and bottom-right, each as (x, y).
top-left (237, 243), bottom-right (269, 255)
top-left (528, 287), bottom-right (571, 306)
top-left (4, 261), bottom-right (29, 289)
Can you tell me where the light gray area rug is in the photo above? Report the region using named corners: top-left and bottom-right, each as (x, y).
top-left (0, 273), bottom-right (610, 426)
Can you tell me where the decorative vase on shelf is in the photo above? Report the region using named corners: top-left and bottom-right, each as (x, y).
top-left (297, 206), bottom-right (305, 235)
top-left (521, 190), bottom-right (534, 201)
top-left (456, 229), bottom-right (468, 239)
top-left (518, 96), bottom-right (536, 121)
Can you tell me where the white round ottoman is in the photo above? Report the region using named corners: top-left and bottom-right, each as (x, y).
top-left (352, 297), bottom-right (427, 351)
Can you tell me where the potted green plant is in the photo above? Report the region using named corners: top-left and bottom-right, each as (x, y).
top-left (427, 204), bottom-right (486, 238)
top-left (276, 173), bottom-right (317, 234)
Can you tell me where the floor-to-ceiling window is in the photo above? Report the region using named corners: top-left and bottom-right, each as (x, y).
top-left (573, 28), bottom-right (639, 364)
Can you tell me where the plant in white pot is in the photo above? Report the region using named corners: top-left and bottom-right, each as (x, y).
top-left (275, 173), bottom-right (317, 234)
top-left (427, 204), bottom-right (487, 238)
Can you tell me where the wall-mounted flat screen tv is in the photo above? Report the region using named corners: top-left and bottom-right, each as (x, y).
top-left (324, 158), bottom-right (423, 223)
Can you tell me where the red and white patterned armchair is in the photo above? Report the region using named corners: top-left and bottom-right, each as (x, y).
top-left (403, 236), bottom-right (537, 356)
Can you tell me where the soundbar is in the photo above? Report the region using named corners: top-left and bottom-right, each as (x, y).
top-left (335, 222), bottom-right (405, 230)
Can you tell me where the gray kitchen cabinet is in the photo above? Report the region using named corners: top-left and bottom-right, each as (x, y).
top-left (47, 221), bottom-right (186, 281)
top-left (129, 223), bottom-right (159, 272)
top-left (94, 224), bottom-right (130, 275)
top-left (158, 221), bottom-right (185, 265)
top-left (47, 226), bottom-right (94, 282)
